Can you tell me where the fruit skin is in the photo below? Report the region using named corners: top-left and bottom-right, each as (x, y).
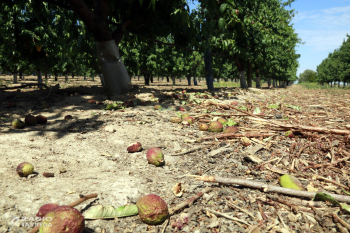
top-left (223, 126), bottom-right (239, 134)
top-left (39, 205), bottom-right (84, 233)
top-left (231, 101), bottom-right (238, 106)
top-left (285, 131), bottom-right (294, 138)
top-left (279, 174), bottom-right (303, 190)
top-left (25, 114), bottom-right (38, 126)
top-left (154, 105), bottom-right (162, 110)
top-left (88, 99), bottom-right (96, 104)
top-left (179, 107), bottom-right (185, 112)
top-left (182, 116), bottom-right (193, 125)
top-left (241, 137), bottom-right (251, 147)
top-left (36, 204), bottom-right (60, 218)
top-left (127, 142), bottom-right (142, 153)
top-left (170, 117), bottom-right (182, 123)
top-left (217, 118), bottom-right (227, 124)
top-left (136, 194), bottom-right (169, 225)
top-left (181, 113), bottom-right (190, 120)
top-left (12, 119), bottom-right (25, 129)
top-left (199, 124), bottom-right (208, 131)
top-left (36, 115), bottom-right (47, 124)
top-left (16, 162), bottom-right (34, 177)
top-left (64, 115), bottom-right (73, 120)
top-left (208, 121), bottom-right (223, 132)
top-left (146, 147), bottom-right (164, 166)
top-left (182, 121), bottom-right (190, 126)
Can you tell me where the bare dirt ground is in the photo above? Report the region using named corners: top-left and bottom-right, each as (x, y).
top-left (1, 75), bottom-right (350, 233)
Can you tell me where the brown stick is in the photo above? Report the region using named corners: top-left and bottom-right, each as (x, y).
top-left (265, 194), bottom-right (313, 213)
top-left (195, 176), bottom-right (350, 203)
top-left (305, 156), bottom-right (350, 170)
top-left (333, 213), bottom-right (350, 231)
top-left (169, 187), bottom-right (213, 215)
top-left (316, 176), bottom-right (350, 191)
top-left (201, 133), bottom-right (274, 141)
top-left (28, 193), bottom-right (98, 233)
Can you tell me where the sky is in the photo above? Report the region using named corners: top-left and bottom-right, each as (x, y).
top-left (188, 0), bottom-right (350, 77)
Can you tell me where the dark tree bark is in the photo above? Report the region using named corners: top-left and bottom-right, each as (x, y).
top-left (234, 59), bottom-right (247, 89)
top-left (247, 62), bottom-right (252, 88)
top-left (144, 74), bottom-right (150, 85)
top-left (204, 49), bottom-right (214, 91)
top-left (268, 77), bottom-right (271, 88)
top-left (150, 76), bottom-right (153, 83)
top-left (255, 68), bottom-right (261, 88)
top-left (187, 74), bottom-right (191, 86)
top-left (166, 76), bottom-right (169, 82)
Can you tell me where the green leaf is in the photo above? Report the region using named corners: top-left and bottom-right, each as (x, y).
top-left (313, 193), bottom-right (339, 206)
top-left (341, 203), bottom-right (350, 213)
top-left (181, 101), bottom-right (187, 105)
top-left (219, 3), bottom-right (228, 13)
top-left (238, 106), bottom-right (247, 110)
top-left (253, 107), bottom-right (261, 114)
top-left (287, 105), bottom-right (301, 111)
top-left (268, 104), bottom-right (279, 109)
top-left (342, 188), bottom-right (350, 196)
top-left (83, 205), bottom-right (138, 219)
top-left (218, 18), bottom-right (225, 29)
top-left (222, 119), bottom-right (236, 126)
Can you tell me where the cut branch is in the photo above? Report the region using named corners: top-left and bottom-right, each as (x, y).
top-left (201, 133), bottom-right (275, 141)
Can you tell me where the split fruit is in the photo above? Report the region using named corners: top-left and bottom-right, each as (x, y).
top-left (25, 114), bottom-right (37, 126)
top-left (154, 105), bottom-right (162, 110)
top-left (170, 117), bottom-right (182, 123)
top-left (12, 119), bottom-right (25, 129)
top-left (39, 205), bottom-right (84, 233)
top-left (136, 194), bottom-right (169, 225)
top-left (199, 124), bottom-right (209, 131)
top-left (127, 142), bottom-right (142, 153)
top-left (36, 203), bottom-right (60, 218)
top-left (182, 121), bottom-right (190, 126)
top-left (208, 121), bottom-right (223, 132)
top-left (279, 174), bottom-right (303, 190)
top-left (146, 147), bottom-right (164, 166)
top-left (223, 126), bottom-right (239, 134)
top-left (36, 115), bottom-right (47, 124)
top-left (182, 116), bottom-right (193, 125)
top-left (16, 162), bottom-right (34, 177)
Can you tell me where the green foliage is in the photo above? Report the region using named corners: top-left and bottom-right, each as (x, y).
top-left (298, 69), bottom-right (316, 83)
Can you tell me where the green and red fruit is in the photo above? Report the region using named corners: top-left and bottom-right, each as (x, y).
top-left (182, 121), bottom-right (190, 126)
top-left (199, 124), bottom-right (209, 131)
top-left (38, 205), bottom-right (84, 233)
top-left (16, 162), bottom-right (34, 177)
top-left (181, 113), bottom-right (190, 120)
top-left (208, 121), bottom-right (223, 132)
top-left (36, 115), bottom-right (47, 124)
top-left (182, 116), bottom-right (193, 125)
top-left (12, 119), bottom-right (25, 129)
top-left (136, 194), bottom-right (169, 225)
top-left (127, 142), bottom-right (142, 153)
top-left (285, 131), bottom-right (294, 138)
top-left (88, 99), bottom-right (96, 104)
top-left (179, 107), bottom-right (185, 112)
top-left (36, 203), bottom-right (60, 218)
top-left (170, 117), bottom-right (182, 123)
top-left (154, 105), bottom-right (162, 110)
top-left (25, 114), bottom-right (38, 126)
top-left (223, 126), bottom-right (239, 134)
top-left (146, 147), bottom-right (164, 166)
top-left (231, 101), bottom-right (238, 106)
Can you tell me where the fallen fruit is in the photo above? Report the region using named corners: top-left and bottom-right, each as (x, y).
top-left (105, 104), bottom-right (115, 110)
top-left (170, 117), bottom-right (182, 123)
top-left (179, 107), bottom-right (185, 112)
top-left (36, 115), bottom-right (47, 124)
top-left (182, 116), bottom-right (193, 125)
top-left (199, 124), bottom-right (209, 131)
top-left (127, 142), bottom-right (142, 153)
top-left (39, 205), bottom-right (84, 233)
top-left (16, 162), bottom-right (34, 177)
top-left (182, 121), bottom-right (190, 126)
top-left (12, 119), bottom-right (25, 129)
top-left (181, 113), bottom-right (190, 120)
top-left (36, 203), bottom-right (60, 218)
top-left (25, 114), bottom-right (38, 126)
top-left (208, 121), bottom-right (223, 132)
top-left (231, 101), bottom-right (238, 106)
top-left (154, 105), bottom-right (162, 110)
top-left (88, 99), bottom-right (96, 104)
top-left (136, 194), bottom-right (169, 225)
top-left (241, 137), bottom-right (251, 147)
top-left (146, 147), bottom-right (164, 166)
top-left (279, 174), bottom-right (303, 190)
top-left (223, 126), bottom-right (239, 133)
top-left (217, 118), bottom-right (227, 124)
top-left (64, 115), bottom-right (73, 120)
top-left (285, 131), bottom-right (294, 138)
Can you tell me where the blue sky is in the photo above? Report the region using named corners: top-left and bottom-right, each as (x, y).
top-left (188, 0), bottom-right (350, 77)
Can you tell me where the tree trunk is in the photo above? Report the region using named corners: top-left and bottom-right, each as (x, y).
top-left (204, 49), bottom-right (214, 91)
top-left (72, 73), bottom-right (74, 79)
top-left (37, 70), bottom-right (42, 88)
top-left (187, 74), bottom-right (191, 86)
top-left (268, 78), bottom-right (271, 88)
top-left (92, 74), bottom-right (95, 81)
top-left (273, 79), bottom-right (276, 87)
top-left (84, 74), bottom-right (86, 81)
top-left (238, 71), bottom-right (247, 89)
top-left (96, 40), bottom-right (131, 94)
top-left (138, 76), bottom-right (140, 81)
top-left (172, 76), bottom-right (176, 85)
top-left (231, 78), bottom-right (233, 82)
top-left (247, 62), bottom-right (252, 88)
top-left (144, 74), bottom-right (150, 85)
top-left (179, 77), bottom-right (181, 82)
top-left (13, 73), bottom-right (18, 84)
top-left (19, 72), bottom-right (23, 80)
top-left (65, 73), bottom-right (68, 82)
top-left (157, 76), bottom-right (159, 81)
top-left (167, 76), bottom-right (169, 82)
top-left (150, 76), bottom-right (153, 83)
top-left (255, 69), bottom-right (261, 88)
top-left (338, 82), bottom-right (340, 88)
top-left (55, 73), bottom-right (58, 81)
top-left (100, 73), bottom-right (105, 87)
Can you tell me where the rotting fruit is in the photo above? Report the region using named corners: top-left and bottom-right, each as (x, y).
top-left (136, 194), bottom-right (169, 225)
top-left (146, 147), bottom-right (164, 166)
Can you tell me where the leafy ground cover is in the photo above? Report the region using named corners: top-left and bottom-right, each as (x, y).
top-left (1, 76), bottom-right (350, 233)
